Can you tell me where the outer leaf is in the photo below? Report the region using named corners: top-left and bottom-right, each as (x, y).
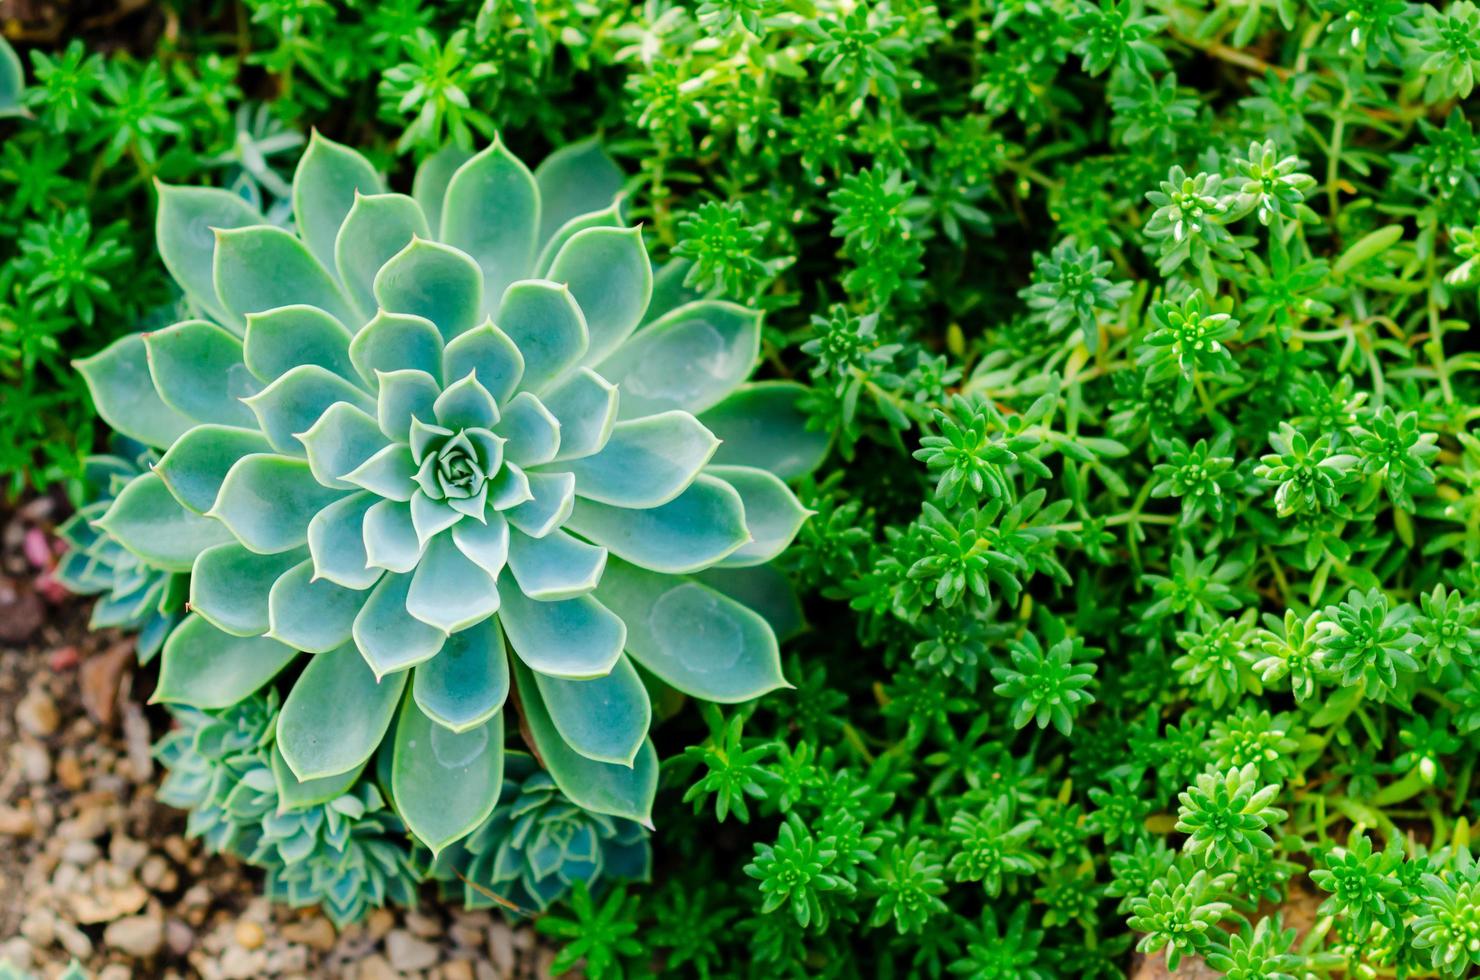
top-left (155, 425), bottom-right (273, 514)
top-left (75, 334), bottom-right (193, 449)
top-left (155, 183), bottom-right (265, 329)
top-left (144, 320), bottom-right (260, 427)
top-left (95, 472), bottom-right (235, 572)
top-left (278, 641), bottom-right (407, 780)
top-left (596, 559), bottom-right (786, 701)
top-left (564, 411), bottom-right (718, 507)
top-left (512, 659), bottom-right (657, 824)
top-left (565, 474), bottom-right (749, 574)
top-left (189, 542), bottom-right (303, 636)
top-left (543, 368), bottom-right (619, 461)
top-left (293, 131), bottom-right (385, 276)
top-left (495, 392), bottom-right (561, 467)
top-left (532, 654), bottom-right (651, 766)
top-left (412, 618), bottom-right (510, 732)
top-left (0, 36), bottom-right (24, 117)
top-left (375, 368), bottom-right (441, 443)
top-left (496, 280), bottom-right (589, 392)
top-left (336, 192), bottom-right (431, 317)
top-left (153, 614), bottom-right (297, 709)
top-left (267, 558), bottom-right (372, 653)
top-left (694, 564), bottom-right (805, 642)
top-left (441, 139), bottom-right (540, 307)
top-left (210, 454), bottom-right (345, 554)
top-left (271, 746), bottom-right (363, 812)
top-left (412, 145), bottom-right (473, 233)
top-left (243, 305), bottom-right (357, 385)
top-left (244, 363), bottom-right (375, 455)
top-left (534, 202), bottom-right (623, 280)
top-left (707, 465), bottom-right (810, 567)
top-left (598, 301), bottom-right (761, 418)
top-left (700, 382), bottom-right (831, 480)
top-left (498, 587), bottom-right (625, 679)
top-left (352, 571), bottom-right (446, 677)
top-left (373, 237), bottom-right (484, 342)
top-left (393, 696), bottom-right (505, 854)
top-left (214, 225), bottom-right (357, 326)
top-left (533, 138), bottom-right (625, 249)
top-left (548, 226), bottom-right (653, 366)
top-left (299, 401), bottom-right (393, 491)
top-left (505, 471), bottom-right (575, 538)
top-left (451, 513), bottom-right (510, 578)
top-left (363, 499), bottom-right (423, 573)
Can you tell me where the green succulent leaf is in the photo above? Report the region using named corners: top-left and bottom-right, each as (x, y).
top-left (707, 465), bottom-right (810, 567)
top-left (548, 226), bottom-right (653, 366)
top-left (95, 471), bottom-right (235, 572)
top-left (512, 659), bottom-right (657, 825)
top-left (596, 559), bottom-right (786, 701)
top-left (144, 320), bottom-right (260, 427)
top-left (364, 499), bottom-right (423, 573)
top-left (534, 202), bottom-right (624, 281)
top-left (533, 137), bottom-right (625, 248)
top-left (411, 618), bottom-right (510, 732)
top-left (351, 570), bottom-right (447, 677)
top-left (374, 368), bottom-right (441, 443)
top-left (599, 301), bottom-right (761, 419)
top-left (694, 564), bottom-right (805, 642)
top-left (267, 559), bottom-right (372, 653)
top-left (532, 653), bottom-right (652, 766)
top-left (450, 513), bottom-right (510, 578)
top-left (412, 145), bottom-right (472, 234)
top-left (210, 454), bottom-right (345, 554)
top-left (213, 224), bottom-right (357, 327)
top-left (442, 322), bottom-right (524, 408)
top-left (299, 401), bottom-right (393, 491)
top-left (293, 131), bottom-right (385, 275)
top-left (75, 334), bottom-right (194, 449)
top-left (189, 542), bottom-right (304, 636)
top-left (154, 614), bottom-right (298, 709)
top-left (496, 280), bottom-right (589, 392)
top-left (566, 474), bottom-right (749, 574)
top-left (441, 138), bottom-right (540, 306)
top-left (373, 237), bottom-right (484, 342)
top-left (543, 369), bottom-right (619, 462)
top-left (335, 192), bottom-right (431, 317)
top-left (505, 471), bottom-right (575, 538)
top-left (154, 425), bottom-right (273, 515)
top-left (270, 745), bottom-right (364, 812)
top-left (506, 527), bottom-right (607, 600)
top-left (307, 491), bottom-right (382, 589)
top-left (700, 382), bottom-right (831, 480)
top-left (406, 533), bottom-right (502, 633)
top-left (498, 587), bottom-right (625, 679)
top-left (243, 305), bottom-right (357, 385)
top-left (564, 411), bottom-right (719, 508)
top-left (350, 311), bottom-right (444, 389)
top-left (244, 363), bottom-right (375, 456)
top-left (154, 183), bottom-right (265, 329)
top-left (393, 695), bottom-right (506, 855)
top-left (278, 641), bottom-right (407, 781)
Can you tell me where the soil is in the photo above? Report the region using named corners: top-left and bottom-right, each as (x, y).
top-left (0, 498), bottom-right (563, 980)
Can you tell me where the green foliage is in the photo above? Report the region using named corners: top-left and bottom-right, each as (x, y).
top-left (11, 0), bottom-right (1480, 973)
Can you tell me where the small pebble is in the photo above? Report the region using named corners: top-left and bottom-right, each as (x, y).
top-left (104, 913), bottom-right (165, 958)
top-left (235, 919), bottom-right (266, 950)
top-left (15, 689), bottom-right (59, 737)
top-left (387, 928), bottom-right (441, 971)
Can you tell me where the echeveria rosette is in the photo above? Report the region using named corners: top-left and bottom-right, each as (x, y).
top-left (52, 443), bottom-right (186, 662)
top-left (78, 133), bottom-right (828, 854)
top-left (425, 752), bottom-right (651, 914)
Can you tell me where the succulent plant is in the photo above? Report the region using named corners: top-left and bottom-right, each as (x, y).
top-left (0, 36), bottom-right (23, 118)
top-left (79, 133), bottom-right (827, 854)
top-left (426, 752), bottom-right (650, 914)
top-left (156, 692), bottom-right (421, 927)
top-left (52, 442), bottom-right (186, 661)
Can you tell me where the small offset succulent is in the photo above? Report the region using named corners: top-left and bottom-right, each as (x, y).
top-left (51, 442), bottom-right (185, 661)
top-left (79, 133), bottom-right (826, 854)
top-left (426, 752), bottom-right (651, 913)
top-left (155, 692), bottom-right (420, 927)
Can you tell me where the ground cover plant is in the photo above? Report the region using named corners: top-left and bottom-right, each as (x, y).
top-left (2, 0), bottom-right (1480, 977)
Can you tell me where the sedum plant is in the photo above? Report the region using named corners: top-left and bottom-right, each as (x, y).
top-left (78, 133), bottom-right (825, 855)
top-left (425, 752), bottom-right (651, 913)
top-left (51, 441), bottom-right (185, 661)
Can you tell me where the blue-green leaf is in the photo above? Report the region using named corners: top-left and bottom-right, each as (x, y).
top-left (707, 465), bottom-right (810, 567)
top-left (336, 192), bottom-right (431, 318)
top-left (496, 280), bottom-right (589, 392)
top-left (406, 533), bottom-right (501, 633)
top-left (144, 320), bottom-right (260, 427)
top-left (190, 542), bottom-right (304, 636)
top-left (244, 363), bottom-right (375, 456)
top-left (214, 225), bottom-right (357, 326)
top-left (412, 618), bottom-right (509, 732)
top-left (293, 131), bottom-right (385, 277)
top-left (548, 226), bottom-right (652, 366)
top-left (542, 368), bottom-right (619, 462)
top-left (596, 559), bottom-right (786, 701)
top-left (565, 474), bottom-right (749, 574)
top-left (307, 491), bottom-right (382, 589)
top-left (599, 301), bottom-right (761, 419)
top-left (506, 528), bottom-right (606, 601)
top-left (154, 425), bottom-right (273, 514)
top-left (441, 139), bottom-right (540, 309)
top-left (412, 145), bottom-right (473, 234)
top-left (533, 138), bottom-right (625, 250)
top-left (532, 654), bottom-right (650, 766)
top-left (243, 305), bottom-right (357, 385)
top-left (278, 641), bottom-right (407, 780)
top-left (374, 238), bottom-right (484, 342)
top-left (154, 614), bottom-right (297, 709)
top-left (700, 382), bottom-right (831, 480)
top-left (299, 401), bottom-right (393, 491)
top-left (210, 454), bottom-right (345, 554)
top-left (498, 587), bottom-right (624, 679)
top-left (154, 183), bottom-right (265, 330)
top-left (442, 321), bottom-right (523, 405)
top-left (95, 472), bottom-right (235, 572)
top-left (393, 697), bottom-right (505, 854)
top-left (352, 571), bottom-right (446, 677)
top-left (75, 334), bottom-right (193, 449)
top-left (350, 311), bottom-right (444, 389)
top-left (565, 411), bottom-right (718, 508)
top-left (267, 558), bottom-right (372, 653)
